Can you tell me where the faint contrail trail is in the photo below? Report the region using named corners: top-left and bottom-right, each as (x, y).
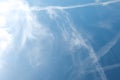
top-left (86, 63), bottom-right (120, 73)
top-left (103, 63), bottom-right (120, 71)
top-left (85, 32), bottom-right (120, 64)
top-left (97, 33), bottom-right (120, 61)
top-left (31, 0), bottom-right (120, 11)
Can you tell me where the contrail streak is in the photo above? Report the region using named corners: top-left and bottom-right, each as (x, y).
top-left (84, 32), bottom-right (120, 65)
top-left (31, 0), bottom-right (120, 11)
top-left (103, 63), bottom-right (120, 71)
top-left (97, 33), bottom-right (120, 60)
top-left (86, 63), bottom-right (120, 73)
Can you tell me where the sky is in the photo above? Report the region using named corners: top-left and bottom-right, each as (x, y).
top-left (0, 0), bottom-right (120, 80)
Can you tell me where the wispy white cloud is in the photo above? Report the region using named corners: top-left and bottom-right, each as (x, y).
top-left (0, 0), bottom-right (54, 69)
top-left (0, 28), bottom-right (12, 54)
top-left (97, 21), bottom-right (113, 29)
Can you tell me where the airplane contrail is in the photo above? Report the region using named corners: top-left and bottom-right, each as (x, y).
top-left (31, 0), bottom-right (120, 11)
top-left (83, 32), bottom-right (120, 66)
top-left (103, 63), bottom-right (120, 71)
top-left (97, 33), bottom-right (120, 61)
top-left (86, 63), bottom-right (120, 73)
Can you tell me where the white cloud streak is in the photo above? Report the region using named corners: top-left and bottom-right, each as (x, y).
top-left (0, 0), bottom-right (119, 80)
top-left (97, 33), bottom-right (120, 60)
top-left (31, 0), bottom-right (120, 11)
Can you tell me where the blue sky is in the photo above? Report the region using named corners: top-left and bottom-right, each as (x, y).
top-left (0, 0), bottom-right (120, 80)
